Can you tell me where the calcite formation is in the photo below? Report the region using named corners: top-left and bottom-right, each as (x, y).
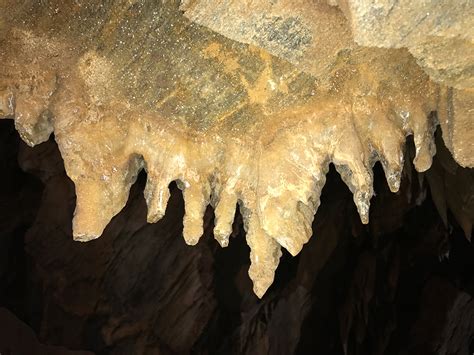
top-left (0, 0), bottom-right (473, 297)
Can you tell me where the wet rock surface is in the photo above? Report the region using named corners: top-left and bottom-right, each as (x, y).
top-left (0, 120), bottom-right (473, 354)
top-left (0, 1), bottom-right (473, 351)
top-left (330, 0), bottom-right (474, 89)
top-left (3, 0), bottom-right (472, 295)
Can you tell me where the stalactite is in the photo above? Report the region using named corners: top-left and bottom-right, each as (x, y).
top-left (0, 0), bottom-right (471, 297)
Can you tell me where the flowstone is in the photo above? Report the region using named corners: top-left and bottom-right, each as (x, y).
top-left (1, 0), bottom-right (472, 296)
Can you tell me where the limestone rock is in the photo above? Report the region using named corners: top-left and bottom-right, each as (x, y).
top-left (1, 119), bottom-right (473, 354)
top-left (332, 0), bottom-right (474, 89)
top-left (438, 87), bottom-right (474, 167)
top-left (0, 0), bottom-right (472, 297)
top-left (181, 0), bottom-right (354, 80)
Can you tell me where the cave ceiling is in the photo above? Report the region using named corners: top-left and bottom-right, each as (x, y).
top-left (0, 0), bottom-right (473, 297)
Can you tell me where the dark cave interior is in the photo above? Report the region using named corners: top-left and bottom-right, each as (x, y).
top-left (0, 120), bottom-right (473, 355)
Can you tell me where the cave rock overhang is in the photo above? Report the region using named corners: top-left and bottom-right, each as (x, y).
top-left (0, 0), bottom-right (472, 297)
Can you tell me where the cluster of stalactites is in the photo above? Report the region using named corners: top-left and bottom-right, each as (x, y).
top-left (0, 3), bottom-right (453, 297)
top-left (39, 95), bottom-right (439, 298)
top-left (0, 94), bottom-right (441, 298)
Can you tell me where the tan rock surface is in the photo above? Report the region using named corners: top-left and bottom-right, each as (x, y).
top-left (181, 0), bottom-right (354, 80)
top-left (331, 0), bottom-right (474, 89)
top-left (438, 87), bottom-right (474, 168)
top-left (0, 0), bottom-right (471, 296)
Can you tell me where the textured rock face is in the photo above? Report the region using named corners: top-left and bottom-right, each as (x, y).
top-left (330, 0), bottom-right (474, 89)
top-left (438, 87), bottom-right (474, 168)
top-left (181, 0), bottom-right (354, 78)
top-left (1, 121), bottom-right (473, 354)
top-left (0, 0), bottom-right (473, 297)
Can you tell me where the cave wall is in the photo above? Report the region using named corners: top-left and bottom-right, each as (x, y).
top-left (2, 0), bottom-right (473, 299)
top-left (0, 120), bottom-right (473, 354)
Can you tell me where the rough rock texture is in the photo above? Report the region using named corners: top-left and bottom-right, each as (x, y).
top-left (183, 0), bottom-right (474, 165)
top-left (0, 0), bottom-right (473, 296)
top-left (181, 0), bottom-right (354, 79)
top-left (438, 87), bottom-right (474, 168)
top-left (329, 0), bottom-right (474, 89)
top-left (0, 121), bottom-right (473, 354)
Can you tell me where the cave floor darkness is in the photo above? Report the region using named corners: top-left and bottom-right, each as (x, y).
top-left (0, 120), bottom-right (473, 355)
